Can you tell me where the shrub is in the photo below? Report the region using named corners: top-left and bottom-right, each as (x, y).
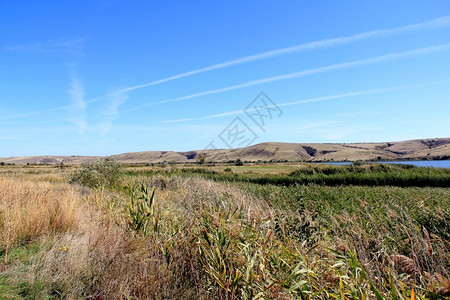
top-left (126, 184), bottom-right (157, 236)
top-left (197, 154), bottom-right (206, 165)
top-left (69, 157), bottom-right (121, 189)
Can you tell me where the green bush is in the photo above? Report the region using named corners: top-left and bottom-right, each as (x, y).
top-left (126, 184), bottom-right (157, 236)
top-left (69, 157), bottom-right (121, 189)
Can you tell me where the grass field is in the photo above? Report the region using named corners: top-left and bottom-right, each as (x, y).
top-left (125, 162), bottom-right (450, 188)
top-left (0, 161), bottom-right (449, 299)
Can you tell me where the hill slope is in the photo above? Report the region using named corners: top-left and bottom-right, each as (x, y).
top-left (1, 138), bottom-right (449, 165)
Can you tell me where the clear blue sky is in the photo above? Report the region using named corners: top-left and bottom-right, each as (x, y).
top-left (1, 0), bottom-right (449, 156)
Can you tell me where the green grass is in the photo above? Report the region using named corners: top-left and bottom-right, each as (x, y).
top-left (212, 164), bottom-right (301, 174)
top-left (0, 243), bottom-right (57, 300)
top-left (117, 168), bottom-right (450, 298)
top-left (124, 163), bottom-right (450, 187)
top-left (0, 276), bottom-right (30, 300)
top-left (238, 182), bottom-right (450, 255)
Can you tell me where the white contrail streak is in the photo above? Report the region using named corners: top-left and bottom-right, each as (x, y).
top-left (163, 79), bottom-right (450, 123)
top-left (3, 15), bottom-right (450, 121)
top-left (0, 96), bottom-right (106, 121)
top-left (111, 15), bottom-right (450, 95)
top-left (116, 43), bottom-right (450, 115)
top-left (0, 111), bottom-right (41, 121)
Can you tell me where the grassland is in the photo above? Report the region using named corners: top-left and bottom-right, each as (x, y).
top-left (0, 162), bottom-right (449, 299)
top-left (126, 163), bottom-right (450, 188)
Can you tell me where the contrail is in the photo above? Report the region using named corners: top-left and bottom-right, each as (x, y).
top-left (163, 79), bottom-right (450, 123)
top-left (3, 15), bottom-right (450, 121)
top-left (0, 96), bottom-right (106, 121)
top-left (111, 15), bottom-right (450, 95)
top-left (0, 119), bottom-right (68, 126)
top-left (0, 111), bottom-right (41, 121)
top-left (46, 96), bottom-right (106, 112)
top-left (115, 43), bottom-right (450, 115)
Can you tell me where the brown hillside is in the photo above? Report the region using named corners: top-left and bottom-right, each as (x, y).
top-left (1, 138), bottom-right (449, 165)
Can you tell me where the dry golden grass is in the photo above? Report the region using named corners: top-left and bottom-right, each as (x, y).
top-left (0, 177), bottom-right (79, 263)
top-left (1, 165), bottom-right (448, 299)
top-left (0, 170), bottom-right (271, 298)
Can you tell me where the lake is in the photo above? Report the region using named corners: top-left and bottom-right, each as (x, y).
top-left (321, 160), bottom-right (450, 168)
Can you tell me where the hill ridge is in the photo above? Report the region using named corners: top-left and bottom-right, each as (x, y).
top-left (1, 138), bottom-right (449, 165)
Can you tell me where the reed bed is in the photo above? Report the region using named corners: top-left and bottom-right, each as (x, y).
top-left (0, 163), bottom-right (449, 299)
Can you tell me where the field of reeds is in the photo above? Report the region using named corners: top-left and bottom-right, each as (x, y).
top-left (123, 163), bottom-right (450, 188)
top-left (0, 161), bottom-right (449, 299)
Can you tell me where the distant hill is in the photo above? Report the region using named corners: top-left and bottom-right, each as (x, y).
top-left (1, 138), bottom-right (449, 165)
top-left (0, 155), bottom-right (102, 165)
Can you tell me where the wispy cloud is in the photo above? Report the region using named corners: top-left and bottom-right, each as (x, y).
top-left (111, 15), bottom-right (450, 95)
top-left (0, 119), bottom-right (68, 126)
top-left (44, 96), bottom-right (106, 113)
top-left (0, 111), bottom-right (42, 121)
top-left (163, 79), bottom-right (450, 123)
top-left (119, 43), bottom-right (450, 116)
top-left (4, 15), bottom-right (450, 122)
top-left (100, 93), bottom-right (129, 136)
top-left (0, 96), bottom-right (104, 125)
top-left (1, 37), bottom-right (90, 130)
top-left (0, 98), bottom-right (103, 122)
top-left (67, 74), bottom-right (87, 134)
top-left (4, 38), bottom-right (85, 55)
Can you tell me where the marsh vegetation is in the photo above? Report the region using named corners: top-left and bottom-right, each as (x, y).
top-left (0, 161), bottom-right (448, 299)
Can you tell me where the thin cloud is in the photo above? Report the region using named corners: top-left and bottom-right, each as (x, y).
top-left (0, 96), bottom-right (103, 122)
top-left (99, 93), bottom-right (129, 136)
top-left (5, 15), bottom-right (450, 121)
top-left (120, 43), bottom-right (450, 116)
top-left (0, 119), bottom-right (68, 126)
top-left (0, 111), bottom-right (42, 121)
top-left (0, 37), bottom-right (88, 123)
top-left (4, 38), bottom-right (85, 55)
top-left (163, 79), bottom-right (450, 123)
top-left (111, 15), bottom-right (450, 95)
top-left (45, 96), bottom-right (106, 113)
top-left (67, 75), bottom-right (87, 134)
top-left (0, 95), bottom-right (106, 125)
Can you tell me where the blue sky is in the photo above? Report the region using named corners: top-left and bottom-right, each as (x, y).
top-left (1, 1), bottom-right (450, 156)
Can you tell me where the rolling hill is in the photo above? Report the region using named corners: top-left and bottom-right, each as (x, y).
top-left (1, 138), bottom-right (449, 165)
